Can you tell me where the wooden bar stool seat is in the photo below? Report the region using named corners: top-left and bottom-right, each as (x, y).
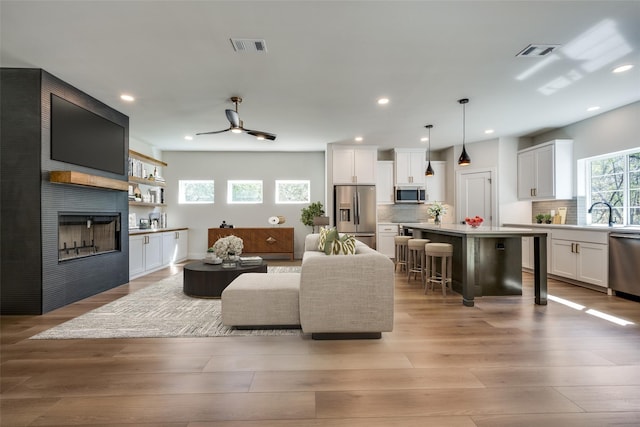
top-left (425, 243), bottom-right (453, 295)
top-left (407, 238), bottom-right (430, 283)
top-left (393, 235), bottom-right (412, 273)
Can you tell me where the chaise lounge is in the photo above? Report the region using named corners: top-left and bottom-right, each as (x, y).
top-left (221, 233), bottom-right (395, 339)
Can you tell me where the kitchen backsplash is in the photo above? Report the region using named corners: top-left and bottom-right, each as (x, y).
top-left (377, 203), bottom-right (454, 224)
top-left (532, 199), bottom-right (577, 224)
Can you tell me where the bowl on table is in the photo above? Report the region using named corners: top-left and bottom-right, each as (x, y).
top-left (465, 216), bottom-right (484, 228)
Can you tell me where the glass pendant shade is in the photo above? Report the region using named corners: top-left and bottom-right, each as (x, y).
top-left (424, 124), bottom-right (435, 176)
top-left (457, 98), bottom-right (471, 166)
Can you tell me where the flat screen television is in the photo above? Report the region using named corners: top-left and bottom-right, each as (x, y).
top-left (50, 94), bottom-right (126, 175)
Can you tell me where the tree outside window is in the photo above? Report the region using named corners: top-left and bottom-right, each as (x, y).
top-left (587, 150), bottom-right (640, 226)
top-left (228, 180), bottom-right (263, 204)
top-left (179, 180), bottom-right (214, 204)
top-left (276, 180), bottom-right (310, 204)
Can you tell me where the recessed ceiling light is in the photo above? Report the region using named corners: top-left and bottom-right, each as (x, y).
top-left (420, 137), bottom-right (428, 142)
top-left (355, 136), bottom-right (363, 142)
top-left (612, 64), bottom-right (633, 73)
top-left (184, 135), bottom-right (193, 140)
top-left (484, 129), bottom-right (495, 134)
top-left (377, 98), bottom-right (389, 105)
top-left (587, 106), bottom-right (600, 112)
top-left (120, 94), bottom-right (135, 102)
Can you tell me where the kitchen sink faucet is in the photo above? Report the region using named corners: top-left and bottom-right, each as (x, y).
top-left (588, 201), bottom-right (614, 227)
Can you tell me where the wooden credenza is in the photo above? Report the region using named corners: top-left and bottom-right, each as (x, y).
top-left (208, 227), bottom-right (294, 260)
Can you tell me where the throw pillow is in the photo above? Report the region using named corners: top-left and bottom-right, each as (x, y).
top-left (318, 227), bottom-right (336, 251)
top-left (323, 228), bottom-right (339, 255)
top-left (328, 234), bottom-right (357, 255)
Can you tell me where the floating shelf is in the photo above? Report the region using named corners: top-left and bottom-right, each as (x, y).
top-left (128, 176), bottom-right (166, 187)
top-left (50, 171), bottom-right (129, 191)
top-left (128, 149), bottom-right (167, 167)
top-left (128, 201), bottom-right (166, 207)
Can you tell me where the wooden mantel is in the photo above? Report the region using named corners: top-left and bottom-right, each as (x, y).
top-left (50, 171), bottom-right (129, 191)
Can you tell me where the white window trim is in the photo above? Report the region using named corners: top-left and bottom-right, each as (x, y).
top-left (178, 179), bottom-right (215, 204)
top-left (227, 180), bottom-right (263, 204)
top-left (275, 179), bottom-right (311, 204)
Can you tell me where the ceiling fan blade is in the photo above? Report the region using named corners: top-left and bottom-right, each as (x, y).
top-left (245, 129), bottom-right (277, 141)
top-left (195, 128), bottom-right (230, 136)
top-left (225, 109), bottom-right (240, 128)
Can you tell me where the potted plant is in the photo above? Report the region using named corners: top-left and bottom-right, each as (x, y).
top-left (535, 213), bottom-right (545, 224)
top-left (301, 201), bottom-right (325, 228)
top-left (543, 214), bottom-right (553, 224)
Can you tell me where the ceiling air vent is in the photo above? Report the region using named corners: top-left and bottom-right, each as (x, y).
top-left (516, 44), bottom-right (560, 57)
top-left (230, 38), bottom-right (267, 53)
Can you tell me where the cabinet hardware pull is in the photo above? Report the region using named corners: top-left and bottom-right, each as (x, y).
top-left (266, 236), bottom-right (277, 244)
top-left (571, 243), bottom-right (574, 253)
top-left (575, 243), bottom-right (579, 254)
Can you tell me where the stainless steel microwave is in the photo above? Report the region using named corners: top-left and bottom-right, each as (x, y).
top-left (394, 187), bottom-right (426, 204)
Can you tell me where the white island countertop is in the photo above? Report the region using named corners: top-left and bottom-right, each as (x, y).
top-left (399, 223), bottom-right (544, 235)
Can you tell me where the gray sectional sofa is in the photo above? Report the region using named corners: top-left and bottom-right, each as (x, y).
top-left (221, 233), bottom-right (395, 339)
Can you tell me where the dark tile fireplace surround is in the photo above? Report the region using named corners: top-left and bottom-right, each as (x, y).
top-left (1, 68), bottom-right (130, 314)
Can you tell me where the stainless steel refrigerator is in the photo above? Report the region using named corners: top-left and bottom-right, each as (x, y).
top-left (334, 185), bottom-right (376, 249)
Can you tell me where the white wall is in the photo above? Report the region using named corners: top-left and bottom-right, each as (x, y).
top-left (498, 137), bottom-right (531, 224)
top-left (163, 151), bottom-right (326, 259)
top-left (533, 101), bottom-right (639, 160)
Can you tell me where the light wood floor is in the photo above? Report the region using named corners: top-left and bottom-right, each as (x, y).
top-left (2, 261), bottom-right (640, 426)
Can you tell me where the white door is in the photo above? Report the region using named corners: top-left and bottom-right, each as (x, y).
top-left (457, 170), bottom-right (494, 226)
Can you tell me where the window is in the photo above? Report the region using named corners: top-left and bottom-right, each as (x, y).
top-left (275, 180), bottom-right (310, 204)
top-left (179, 180), bottom-right (214, 204)
top-left (227, 180), bottom-right (263, 204)
top-left (586, 149), bottom-right (640, 225)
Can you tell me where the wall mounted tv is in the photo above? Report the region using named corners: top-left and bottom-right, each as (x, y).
top-left (50, 94), bottom-right (126, 175)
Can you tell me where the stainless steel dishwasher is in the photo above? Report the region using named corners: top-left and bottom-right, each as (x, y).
top-left (609, 232), bottom-right (640, 298)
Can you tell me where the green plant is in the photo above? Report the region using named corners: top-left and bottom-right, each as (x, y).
top-left (535, 213), bottom-right (545, 223)
top-left (300, 201), bottom-right (325, 227)
top-left (543, 214), bottom-right (553, 223)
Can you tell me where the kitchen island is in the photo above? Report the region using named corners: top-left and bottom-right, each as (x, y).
top-left (401, 223), bottom-right (548, 307)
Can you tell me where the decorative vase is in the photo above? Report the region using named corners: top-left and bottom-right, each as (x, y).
top-left (222, 252), bottom-right (237, 268)
top-left (434, 214), bottom-right (441, 225)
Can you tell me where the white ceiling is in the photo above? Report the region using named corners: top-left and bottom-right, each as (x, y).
top-left (2, 1), bottom-right (639, 153)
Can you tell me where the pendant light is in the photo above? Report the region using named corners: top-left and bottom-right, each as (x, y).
top-left (424, 124), bottom-right (435, 176)
top-left (457, 98), bottom-right (471, 166)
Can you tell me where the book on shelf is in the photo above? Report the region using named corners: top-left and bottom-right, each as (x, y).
top-left (240, 256), bottom-right (263, 265)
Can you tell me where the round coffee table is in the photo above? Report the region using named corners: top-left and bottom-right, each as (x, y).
top-left (183, 260), bottom-right (268, 298)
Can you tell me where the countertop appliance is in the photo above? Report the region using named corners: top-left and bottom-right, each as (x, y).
top-left (395, 186), bottom-right (426, 204)
top-left (334, 185), bottom-right (376, 249)
top-left (609, 232), bottom-right (640, 298)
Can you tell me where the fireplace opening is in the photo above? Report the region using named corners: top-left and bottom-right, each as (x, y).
top-left (58, 213), bottom-right (121, 262)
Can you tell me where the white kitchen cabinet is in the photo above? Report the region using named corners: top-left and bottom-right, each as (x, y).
top-left (517, 139), bottom-right (573, 200)
top-left (130, 229), bottom-right (189, 280)
top-left (394, 149), bottom-right (425, 186)
top-left (377, 223), bottom-right (399, 258)
top-left (129, 235), bottom-right (145, 278)
top-left (551, 229), bottom-right (608, 288)
top-left (144, 233), bottom-right (163, 272)
top-left (425, 161), bottom-right (446, 202)
top-left (162, 229), bottom-right (189, 264)
top-left (332, 147), bottom-right (377, 184)
top-left (376, 161), bottom-right (394, 204)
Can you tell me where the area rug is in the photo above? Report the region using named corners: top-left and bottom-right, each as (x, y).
top-left (31, 266), bottom-right (302, 339)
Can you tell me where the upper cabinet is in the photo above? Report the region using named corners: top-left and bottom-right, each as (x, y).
top-left (394, 149), bottom-right (425, 186)
top-left (425, 161), bottom-right (446, 202)
top-left (376, 161), bottom-right (394, 204)
top-left (332, 147), bottom-right (377, 184)
top-left (128, 149), bottom-right (167, 207)
top-left (517, 139), bottom-right (573, 200)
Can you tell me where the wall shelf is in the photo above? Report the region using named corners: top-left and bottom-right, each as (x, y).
top-left (129, 201), bottom-right (166, 207)
top-left (50, 171), bottom-right (129, 191)
top-left (128, 149), bottom-right (167, 167)
top-left (128, 176), bottom-right (166, 187)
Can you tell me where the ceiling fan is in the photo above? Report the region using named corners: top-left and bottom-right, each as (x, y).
top-left (196, 96), bottom-right (276, 141)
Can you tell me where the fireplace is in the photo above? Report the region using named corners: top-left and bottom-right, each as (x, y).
top-left (58, 213), bottom-right (121, 262)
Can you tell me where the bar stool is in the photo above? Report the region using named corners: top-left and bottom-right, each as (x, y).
top-left (425, 243), bottom-right (453, 295)
top-left (407, 238), bottom-right (430, 283)
top-left (393, 235), bottom-right (412, 273)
